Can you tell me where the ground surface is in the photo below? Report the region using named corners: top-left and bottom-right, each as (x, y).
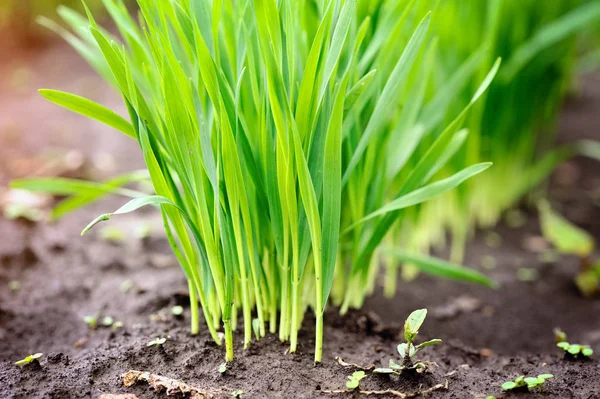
top-left (1, 42), bottom-right (600, 399)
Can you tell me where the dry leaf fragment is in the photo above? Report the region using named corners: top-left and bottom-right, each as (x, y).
top-left (122, 370), bottom-right (222, 399)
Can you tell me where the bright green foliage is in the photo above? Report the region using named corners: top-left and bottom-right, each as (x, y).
top-left (27, 0), bottom-right (497, 363)
top-left (387, 0), bottom-right (600, 272)
top-left (374, 309), bottom-right (441, 374)
top-left (557, 342), bottom-right (594, 358)
top-left (146, 337), bottom-right (166, 347)
top-left (345, 371), bottom-right (366, 389)
top-left (14, 353), bottom-right (43, 366)
top-left (539, 200), bottom-right (594, 257)
top-left (502, 374), bottom-right (553, 391)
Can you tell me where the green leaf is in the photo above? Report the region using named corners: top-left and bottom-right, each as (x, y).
top-left (582, 348), bottom-right (593, 357)
top-left (344, 163), bottom-right (492, 232)
top-left (342, 13), bottom-right (431, 185)
top-left (538, 374), bottom-right (554, 380)
top-left (81, 195), bottom-right (183, 236)
top-left (39, 89), bottom-right (135, 139)
top-left (568, 344), bottom-right (581, 355)
top-left (386, 250), bottom-right (497, 288)
top-left (557, 341), bottom-right (570, 350)
top-left (524, 377), bottom-right (540, 387)
top-left (389, 358), bottom-right (402, 369)
top-left (415, 339), bottom-right (442, 351)
top-left (404, 309), bottom-right (426, 342)
top-left (538, 200), bottom-right (594, 257)
top-left (502, 1), bottom-right (600, 80)
top-left (320, 78), bottom-right (348, 309)
top-left (501, 381), bottom-right (516, 391)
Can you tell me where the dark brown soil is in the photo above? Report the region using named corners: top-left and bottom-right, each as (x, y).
top-left (1, 43), bottom-right (600, 399)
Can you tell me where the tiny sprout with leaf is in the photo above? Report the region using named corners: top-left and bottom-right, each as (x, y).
top-left (171, 306), bottom-right (184, 316)
top-left (102, 316), bottom-right (114, 326)
top-left (554, 329), bottom-right (593, 358)
top-left (557, 342), bottom-right (593, 358)
top-left (374, 309), bottom-right (441, 375)
top-left (15, 353), bottom-right (43, 366)
top-left (147, 337), bottom-right (167, 347)
top-left (502, 374), bottom-right (553, 391)
top-left (346, 371), bottom-right (366, 389)
top-left (219, 363), bottom-right (228, 374)
top-left (112, 321), bottom-right (123, 331)
top-left (83, 313), bottom-right (99, 329)
top-left (231, 390), bottom-right (244, 398)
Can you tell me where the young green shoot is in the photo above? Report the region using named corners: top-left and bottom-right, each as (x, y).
top-left (374, 309), bottom-right (441, 374)
top-left (102, 316), bottom-right (114, 327)
top-left (83, 313), bottom-right (99, 329)
top-left (219, 363), bottom-right (228, 375)
top-left (557, 342), bottom-right (594, 359)
top-left (346, 371), bottom-right (366, 389)
top-left (502, 374), bottom-right (554, 391)
top-left (15, 353), bottom-right (43, 366)
top-left (171, 306), bottom-right (184, 317)
top-left (146, 337), bottom-right (166, 347)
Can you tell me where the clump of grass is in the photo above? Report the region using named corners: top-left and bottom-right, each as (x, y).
top-left (387, 0), bottom-right (600, 271)
top-left (16, 0), bottom-right (500, 362)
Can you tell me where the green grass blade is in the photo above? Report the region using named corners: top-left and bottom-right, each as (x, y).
top-left (345, 162), bottom-right (492, 232)
top-left (342, 13), bottom-right (431, 185)
top-left (386, 249), bottom-right (498, 288)
top-left (39, 89), bottom-right (136, 139)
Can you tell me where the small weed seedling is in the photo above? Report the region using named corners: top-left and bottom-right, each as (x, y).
top-left (502, 374), bottom-right (553, 391)
top-left (83, 313), bottom-right (99, 329)
top-left (219, 363), bottom-right (228, 375)
top-left (557, 342), bottom-right (593, 358)
top-left (171, 306), bottom-right (184, 317)
top-left (374, 309), bottom-right (441, 375)
top-left (111, 321), bottom-right (123, 331)
top-left (15, 353), bottom-right (43, 366)
top-left (346, 371), bottom-right (366, 389)
top-left (231, 390), bottom-right (244, 398)
top-left (102, 316), bottom-right (114, 327)
top-left (555, 329), bottom-right (593, 359)
top-left (147, 337), bottom-right (167, 347)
